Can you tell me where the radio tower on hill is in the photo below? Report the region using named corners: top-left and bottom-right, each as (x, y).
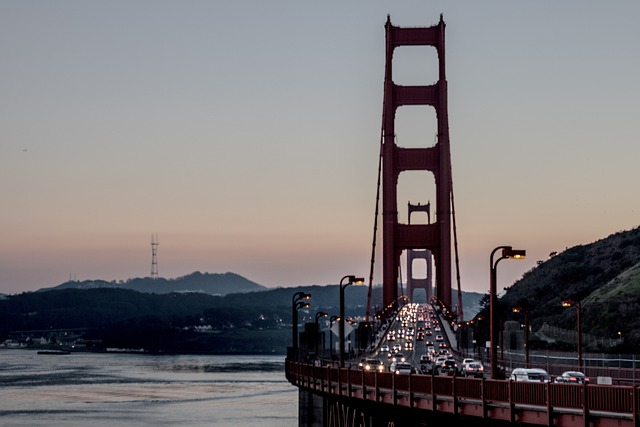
top-left (150, 233), bottom-right (159, 279)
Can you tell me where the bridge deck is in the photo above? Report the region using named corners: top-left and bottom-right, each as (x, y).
top-left (287, 360), bottom-right (640, 427)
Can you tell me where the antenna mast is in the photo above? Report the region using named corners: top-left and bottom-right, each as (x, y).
top-left (150, 233), bottom-right (159, 279)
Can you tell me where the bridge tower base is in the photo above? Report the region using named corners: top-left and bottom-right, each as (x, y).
top-left (298, 388), bottom-right (325, 427)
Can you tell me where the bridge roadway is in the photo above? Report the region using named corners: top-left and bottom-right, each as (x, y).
top-left (288, 303), bottom-right (640, 427)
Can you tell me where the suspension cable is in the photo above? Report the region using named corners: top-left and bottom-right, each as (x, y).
top-left (365, 127), bottom-right (384, 322)
top-left (451, 161), bottom-right (464, 321)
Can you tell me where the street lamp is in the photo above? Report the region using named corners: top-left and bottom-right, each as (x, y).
top-left (513, 306), bottom-right (530, 367)
top-left (329, 315), bottom-right (339, 360)
top-left (292, 292), bottom-right (311, 356)
top-left (562, 299), bottom-right (583, 372)
top-left (490, 246), bottom-right (526, 379)
top-left (339, 275), bottom-right (365, 367)
top-left (315, 311), bottom-right (328, 354)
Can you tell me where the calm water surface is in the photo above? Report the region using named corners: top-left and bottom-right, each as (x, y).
top-left (0, 350), bottom-right (297, 427)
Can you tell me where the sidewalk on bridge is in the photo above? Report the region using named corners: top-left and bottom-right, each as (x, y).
top-left (440, 313), bottom-right (458, 352)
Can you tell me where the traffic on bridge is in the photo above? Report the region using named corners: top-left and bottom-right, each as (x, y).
top-left (356, 302), bottom-right (484, 380)
top-left (287, 14), bottom-right (638, 427)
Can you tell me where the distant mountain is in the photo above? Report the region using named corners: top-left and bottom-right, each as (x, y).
top-left (460, 290), bottom-right (484, 320)
top-left (40, 271), bottom-right (265, 296)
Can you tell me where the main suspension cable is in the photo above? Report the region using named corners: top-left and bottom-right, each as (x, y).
top-left (365, 127), bottom-right (384, 322)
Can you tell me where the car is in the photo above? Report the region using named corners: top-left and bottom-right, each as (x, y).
top-left (391, 353), bottom-right (406, 363)
top-left (462, 358), bottom-right (475, 368)
top-left (510, 368), bottom-right (550, 383)
top-left (438, 358), bottom-right (459, 375)
top-left (463, 361), bottom-right (484, 378)
top-left (419, 354), bottom-right (431, 364)
top-left (434, 356), bottom-right (448, 366)
top-left (426, 345), bottom-right (435, 354)
top-left (380, 344), bottom-right (390, 353)
top-left (404, 341), bottom-right (414, 350)
top-left (435, 335), bottom-right (444, 342)
top-left (555, 371), bottom-right (589, 384)
top-left (391, 362), bottom-right (413, 375)
top-left (359, 358), bottom-right (385, 373)
top-left (392, 344), bottom-right (402, 353)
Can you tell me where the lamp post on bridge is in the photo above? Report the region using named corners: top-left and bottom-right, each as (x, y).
top-left (315, 311), bottom-right (328, 355)
top-left (340, 275), bottom-right (365, 368)
top-left (562, 299), bottom-right (583, 372)
top-left (490, 246), bottom-right (526, 379)
top-left (292, 291), bottom-right (311, 358)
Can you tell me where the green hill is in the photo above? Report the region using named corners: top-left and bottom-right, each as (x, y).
top-left (492, 226), bottom-right (640, 348)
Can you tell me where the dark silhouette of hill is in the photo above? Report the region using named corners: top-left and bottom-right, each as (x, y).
top-left (484, 226), bottom-right (640, 348)
top-left (0, 280), bottom-right (483, 354)
top-left (39, 271), bottom-right (265, 296)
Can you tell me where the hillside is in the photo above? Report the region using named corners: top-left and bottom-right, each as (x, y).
top-left (40, 271), bottom-right (265, 296)
top-left (496, 226), bottom-right (640, 346)
top-left (0, 282), bottom-right (483, 354)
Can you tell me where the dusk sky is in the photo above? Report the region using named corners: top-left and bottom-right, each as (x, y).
top-left (2, 2), bottom-right (639, 297)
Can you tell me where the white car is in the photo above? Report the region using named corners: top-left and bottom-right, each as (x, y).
top-left (380, 344), bottom-right (390, 353)
top-left (434, 356), bottom-right (448, 366)
top-left (391, 362), bottom-right (413, 375)
top-left (463, 361), bottom-right (484, 378)
top-left (510, 368), bottom-right (550, 382)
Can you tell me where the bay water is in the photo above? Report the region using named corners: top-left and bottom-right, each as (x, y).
top-left (0, 350), bottom-right (297, 427)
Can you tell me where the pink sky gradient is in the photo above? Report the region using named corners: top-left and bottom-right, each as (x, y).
top-left (1, 2), bottom-right (639, 296)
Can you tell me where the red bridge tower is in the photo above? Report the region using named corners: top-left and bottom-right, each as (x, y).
top-left (382, 15), bottom-right (452, 309)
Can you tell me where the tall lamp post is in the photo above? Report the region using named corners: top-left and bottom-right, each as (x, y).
top-left (329, 315), bottom-right (339, 360)
top-left (513, 306), bottom-right (530, 367)
top-left (490, 246), bottom-right (526, 379)
top-left (315, 311), bottom-right (328, 355)
top-left (292, 291), bottom-right (311, 357)
top-left (562, 299), bottom-right (583, 372)
top-left (339, 275), bottom-right (365, 367)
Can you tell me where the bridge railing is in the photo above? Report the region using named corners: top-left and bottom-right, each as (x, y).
top-left (286, 359), bottom-right (640, 423)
